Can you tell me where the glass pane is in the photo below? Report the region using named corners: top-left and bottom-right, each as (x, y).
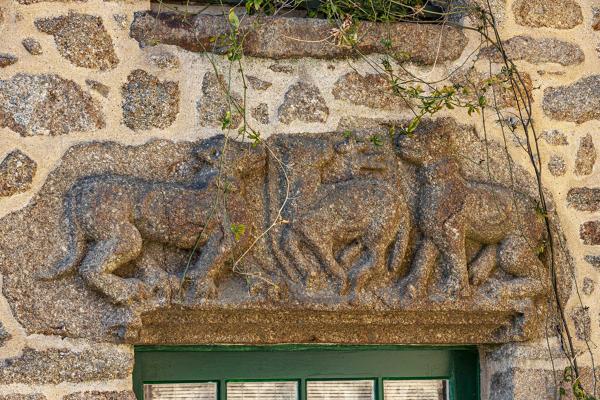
top-left (383, 380), bottom-right (448, 400)
top-left (144, 382), bottom-right (217, 400)
top-left (307, 380), bottom-right (375, 400)
top-left (227, 381), bottom-right (298, 400)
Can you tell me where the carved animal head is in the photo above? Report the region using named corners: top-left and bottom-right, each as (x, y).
top-left (395, 118), bottom-right (459, 166)
top-left (194, 135), bottom-right (267, 177)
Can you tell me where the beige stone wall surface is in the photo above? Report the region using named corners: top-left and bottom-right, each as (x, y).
top-left (0, 0), bottom-right (598, 398)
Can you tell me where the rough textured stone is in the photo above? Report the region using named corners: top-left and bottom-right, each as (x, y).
top-left (512, 0), bottom-right (583, 29)
top-left (197, 72), bottom-right (242, 128)
top-left (35, 12), bottom-right (118, 70)
top-left (17, 0), bottom-right (87, 3)
top-left (0, 54), bottom-right (17, 68)
top-left (568, 188), bottom-right (600, 212)
top-left (279, 82), bottom-right (328, 124)
top-left (0, 150), bottom-right (36, 197)
top-left (0, 118), bottom-right (566, 344)
top-left (85, 79), bottom-right (110, 98)
top-left (543, 75), bottom-right (600, 124)
top-left (572, 307), bottom-right (591, 340)
top-left (547, 155), bottom-right (566, 176)
top-left (268, 64), bottom-right (294, 74)
top-left (147, 51), bottom-right (179, 69)
top-left (113, 14), bottom-right (128, 29)
top-left (542, 130), bottom-right (568, 146)
top-left (574, 134), bottom-right (596, 176)
top-left (0, 73), bottom-right (105, 136)
top-left (333, 72), bottom-right (409, 110)
top-left (480, 36), bottom-right (584, 66)
top-left (585, 255), bottom-right (600, 269)
top-left (451, 68), bottom-right (533, 109)
top-left (21, 38), bottom-right (42, 55)
top-left (251, 103), bottom-right (269, 124)
top-left (0, 347), bottom-right (132, 384)
top-left (581, 221), bottom-right (600, 245)
top-left (0, 321), bottom-right (10, 346)
top-left (62, 392), bottom-right (135, 400)
top-left (122, 70), bottom-right (179, 131)
top-left (247, 76), bottom-right (272, 91)
top-left (583, 277), bottom-right (594, 295)
top-left (0, 395), bottom-right (46, 400)
top-left (130, 12), bottom-right (467, 64)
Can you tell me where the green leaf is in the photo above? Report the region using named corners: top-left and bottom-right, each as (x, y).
top-left (231, 223), bottom-right (246, 241)
top-left (228, 9), bottom-right (240, 29)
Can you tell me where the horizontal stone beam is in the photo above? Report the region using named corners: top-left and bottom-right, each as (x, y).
top-left (130, 11), bottom-right (467, 64)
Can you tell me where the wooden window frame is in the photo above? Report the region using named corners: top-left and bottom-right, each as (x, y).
top-left (133, 345), bottom-right (479, 400)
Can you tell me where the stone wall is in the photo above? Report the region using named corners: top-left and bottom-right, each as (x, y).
top-left (0, 0), bottom-right (598, 399)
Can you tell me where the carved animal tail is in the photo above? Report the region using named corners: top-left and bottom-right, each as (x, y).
top-left (38, 193), bottom-right (86, 280)
top-left (389, 213), bottom-right (411, 277)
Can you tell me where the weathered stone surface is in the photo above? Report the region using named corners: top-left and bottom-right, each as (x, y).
top-left (581, 221), bottom-right (600, 245)
top-left (251, 103), bottom-right (269, 124)
top-left (585, 255), bottom-right (600, 269)
top-left (0, 74), bottom-right (105, 136)
top-left (35, 12), bottom-right (118, 70)
top-left (0, 54), bottom-right (17, 68)
top-left (333, 72), bottom-right (408, 110)
top-left (575, 134), bottom-right (596, 176)
top-left (450, 68), bottom-right (533, 109)
top-left (0, 347), bottom-right (132, 384)
top-left (197, 72), bottom-right (242, 128)
top-left (122, 70), bottom-right (179, 131)
top-left (279, 82), bottom-right (328, 124)
top-left (0, 321), bottom-right (10, 346)
top-left (543, 75), bottom-right (600, 124)
top-left (568, 188), bottom-right (600, 212)
top-left (21, 38), bottom-right (42, 55)
top-left (268, 64), bottom-right (293, 74)
top-left (572, 307), bottom-right (591, 340)
top-left (547, 155), bottom-right (566, 176)
top-left (86, 79), bottom-right (110, 98)
top-left (480, 36), bottom-right (584, 66)
top-left (17, 0), bottom-right (86, 3)
top-left (0, 118), bottom-right (569, 345)
top-left (0, 395), bottom-right (46, 400)
top-left (542, 130), bottom-right (568, 146)
top-left (0, 150), bottom-right (36, 197)
top-left (113, 14), bottom-right (128, 30)
top-left (583, 277), bottom-right (594, 295)
top-left (147, 51), bottom-right (179, 70)
top-left (247, 76), bottom-right (272, 91)
top-left (512, 0), bottom-right (583, 29)
top-left (130, 12), bottom-right (467, 64)
top-left (62, 392), bottom-right (135, 400)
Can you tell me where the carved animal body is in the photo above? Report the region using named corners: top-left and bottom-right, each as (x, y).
top-left (41, 175), bottom-right (234, 304)
top-left (396, 119), bottom-right (548, 300)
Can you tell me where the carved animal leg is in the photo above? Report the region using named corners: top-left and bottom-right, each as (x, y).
top-left (434, 213), bottom-right (470, 297)
top-left (498, 235), bottom-right (548, 298)
top-left (79, 225), bottom-right (144, 305)
top-left (188, 228), bottom-right (228, 299)
top-left (401, 239), bottom-right (438, 300)
top-left (280, 230), bottom-right (307, 282)
top-left (469, 245), bottom-right (498, 286)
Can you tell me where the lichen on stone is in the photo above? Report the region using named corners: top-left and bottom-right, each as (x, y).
top-left (35, 12), bottom-right (118, 70)
top-left (121, 69), bottom-right (179, 131)
top-left (0, 150), bottom-right (36, 197)
top-left (0, 73), bottom-right (105, 136)
top-left (278, 81), bottom-right (329, 124)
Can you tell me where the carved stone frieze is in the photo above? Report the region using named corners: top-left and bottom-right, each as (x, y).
top-left (0, 118), bottom-right (570, 344)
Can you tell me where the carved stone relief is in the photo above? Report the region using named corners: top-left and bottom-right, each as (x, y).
top-left (0, 118), bottom-right (571, 344)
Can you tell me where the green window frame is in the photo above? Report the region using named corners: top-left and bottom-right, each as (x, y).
top-left (133, 345), bottom-right (479, 400)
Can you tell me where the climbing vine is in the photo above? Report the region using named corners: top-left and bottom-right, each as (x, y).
top-left (152, 0), bottom-right (595, 397)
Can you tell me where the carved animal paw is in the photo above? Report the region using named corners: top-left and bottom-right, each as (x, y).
top-left (192, 277), bottom-right (218, 300)
top-left (108, 279), bottom-right (149, 305)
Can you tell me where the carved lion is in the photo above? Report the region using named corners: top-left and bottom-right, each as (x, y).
top-left (395, 118), bottom-right (548, 300)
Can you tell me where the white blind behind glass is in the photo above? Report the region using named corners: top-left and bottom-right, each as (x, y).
top-left (307, 380), bottom-right (375, 400)
top-left (227, 381), bottom-right (298, 400)
top-left (144, 382), bottom-right (218, 400)
top-left (383, 380), bottom-right (448, 400)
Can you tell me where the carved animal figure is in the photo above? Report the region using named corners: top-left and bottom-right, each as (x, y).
top-left (395, 119), bottom-right (548, 300)
top-left (273, 135), bottom-right (411, 296)
top-left (40, 138), bottom-right (266, 304)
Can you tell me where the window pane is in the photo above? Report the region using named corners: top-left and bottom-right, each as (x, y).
top-left (144, 382), bottom-right (217, 400)
top-left (307, 380), bottom-right (375, 400)
top-left (227, 381), bottom-right (298, 400)
top-left (383, 380), bottom-right (448, 400)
